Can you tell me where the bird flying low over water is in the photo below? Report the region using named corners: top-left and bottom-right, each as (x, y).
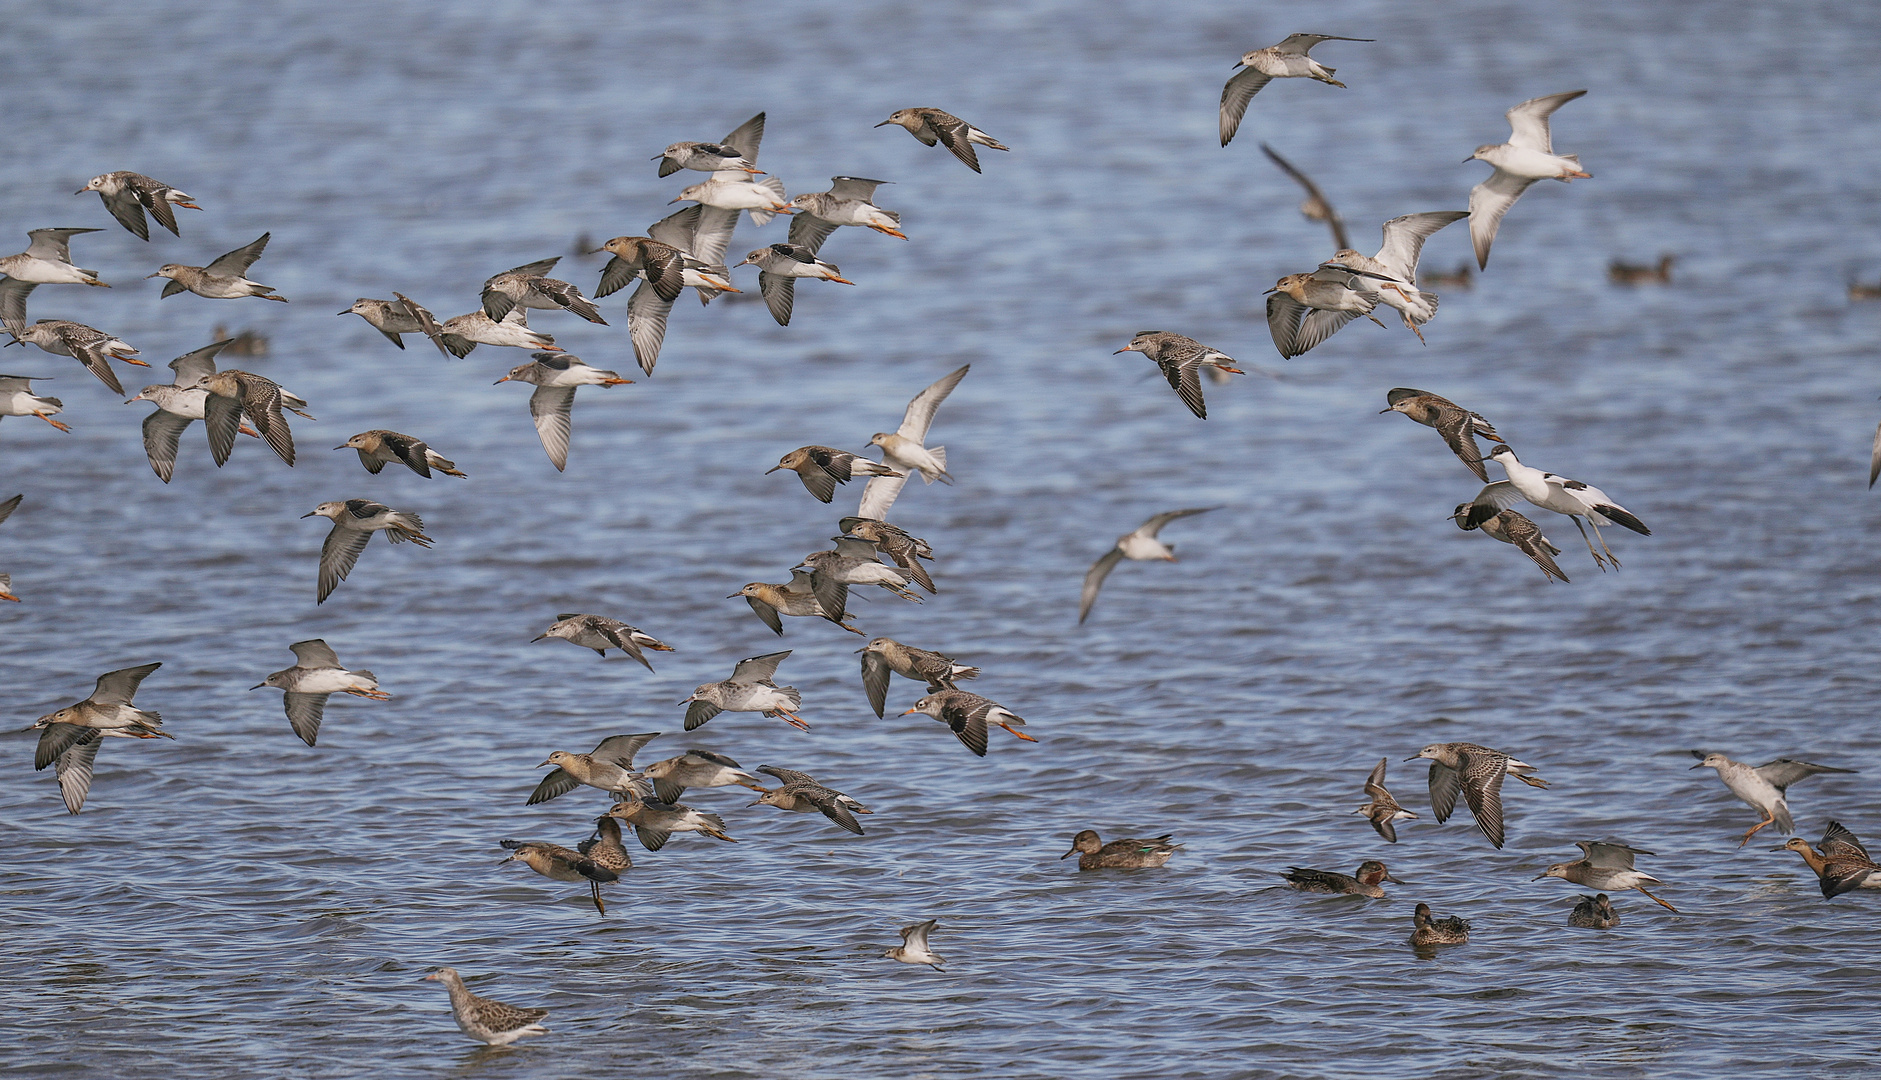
top-left (1113, 332), bottom-right (1243, 420)
top-left (252, 639), bottom-right (389, 747)
top-left (1219, 35), bottom-right (1372, 146)
top-left (1379, 387), bottom-right (1504, 482)
top-left (494, 352), bottom-right (632, 472)
top-left (150, 233), bottom-right (287, 301)
top-left (876, 108), bottom-right (1008, 172)
top-left (1466, 90), bottom-right (1590, 269)
top-left (76, 172), bottom-right (200, 240)
top-left (856, 365), bottom-right (970, 522)
top-left (1079, 507), bottom-right (1217, 624)
top-left (302, 499), bottom-right (433, 604)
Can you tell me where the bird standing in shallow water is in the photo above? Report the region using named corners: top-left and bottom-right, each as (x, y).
top-left (424, 968), bottom-right (549, 1045)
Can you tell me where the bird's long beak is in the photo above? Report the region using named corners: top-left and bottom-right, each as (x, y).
top-left (1262, 286), bottom-right (1278, 294)
top-left (668, 196), bottom-right (683, 204)
top-left (1384, 873), bottom-right (1406, 884)
top-left (677, 698), bottom-right (693, 706)
top-left (423, 972), bottom-right (439, 982)
top-left (248, 683), bottom-right (266, 690)
top-left (529, 633), bottom-right (548, 642)
top-left (536, 760), bottom-right (553, 768)
top-left (724, 593), bottom-right (742, 599)
top-left (299, 511), bottom-right (318, 518)
top-left (335, 310), bottom-right (351, 316)
top-left (1402, 755), bottom-right (1421, 762)
top-left (764, 465), bottom-right (784, 473)
top-left (492, 376), bottom-right (511, 384)
top-left (74, 187), bottom-right (88, 195)
top-left (332, 444), bottom-right (350, 451)
top-left (872, 119), bottom-right (892, 128)
top-left (587, 247), bottom-right (608, 255)
top-left (1461, 156), bottom-right (1475, 164)
top-left (899, 707), bottom-right (918, 716)
top-left (1112, 347), bottom-right (1134, 355)
top-left (1378, 407), bottom-right (1395, 414)
top-left (746, 798), bottom-right (764, 808)
top-left (1059, 848), bottom-right (1078, 859)
top-left (1688, 763), bottom-right (1706, 770)
top-left (144, 272), bottom-right (161, 279)
top-left (1530, 871), bottom-right (1550, 881)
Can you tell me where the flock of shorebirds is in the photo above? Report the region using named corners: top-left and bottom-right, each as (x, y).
top-left (6, 33), bottom-right (1877, 1047)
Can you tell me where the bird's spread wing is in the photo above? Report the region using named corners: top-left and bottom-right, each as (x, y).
top-left (648, 205), bottom-right (702, 252)
top-left (1459, 751), bottom-right (1508, 847)
top-left (1138, 506), bottom-right (1216, 539)
top-left (1432, 405), bottom-right (1489, 482)
top-left (200, 391), bottom-right (242, 467)
top-left (1463, 481), bottom-right (1524, 528)
top-left (169, 340), bottom-right (230, 386)
top-left (527, 767), bottom-right (579, 805)
top-left (0, 494), bottom-right (19, 524)
top-left (787, 213), bottom-right (838, 255)
top-left (898, 364), bottom-right (970, 442)
top-left (1167, 358), bottom-right (1207, 419)
top-left (141, 409), bottom-right (192, 483)
top-left (528, 385), bottom-right (575, 471)
top-left (732, 651), bottom-right (791, 683)
top-left (626, 280), bottom-right (673, 377)
top-left (856, 472), bottom-right (910, 522)
top-left (206, 233), bottom-right (271, 277)
top-left (53, 728), bottom-right (101, 814)
top-left (593, 733), bottom-right (660, 768)
top-left (1426, 761), bottom-right (1461, 823)
top-left (929, 117), bottom-right (985, 171)
top-left (757, 271), bottom-right (795, 326)
top-left (101, 191), bottom-right (152, 240)
top-left (1364, 757), bottom-right (1389, 799)
top-left (683, 701), bottom-right (722, 731)
top-left (723, 112), bottom-right (766, 163)
top-left (25, 228), bottom-right (97, 262)
top-left (829, 176), bottom-right (888, 201)
top-left (282, 692), bottom-right (328, 746)
top-left (1375, 211), bottom-right (1469, 280)
top-left (290, 639), bottom-right (341, 668)
top-left (1078, 548), bottom-right (1125, 624)
top-left (1468, 169), bottom-right (1537, 270)
top-left (93, 662), bottom-right (161, 705)
top-left (319, 524), bottom-right (374, 603)
top-left (745, 596), bottom-right (784, 635)
top-left (1506, 89), bottom-right (1586, 153)
top-left (1756, 758), bottom-right (1855, 791)
top-left (1275, 33), bottom-right (1369, 53)
top-left (860, 651), bottom-right (892, 719)
top-left (0, 277), bottom-right (38, 333)
top-left (1218, 68), bottom-right (1274, 146)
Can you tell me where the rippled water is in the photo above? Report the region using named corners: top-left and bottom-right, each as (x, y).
top-left (4, 2), bottom-right (1881, 1077)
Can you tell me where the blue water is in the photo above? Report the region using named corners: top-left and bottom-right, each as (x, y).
top-left (3, 2), bottom-right (1880, 1077)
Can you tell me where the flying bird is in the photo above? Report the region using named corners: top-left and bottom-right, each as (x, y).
top-left (1220, 35), bottom-right (1372, 146)
top-left (1465, 90), bottom-right (1591, 268)
top-left (301, 499), bottom-right (433, 604)
top-left (1079, 507), bottom-right (1217, 624)
top-left (856, 365), bottom-right (970, 521)
top-left (875, 108), bottom-right (1008, 172)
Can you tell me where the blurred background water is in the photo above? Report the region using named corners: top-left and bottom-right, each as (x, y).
top-left (3, 1), bottom-right (1880, 1077)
